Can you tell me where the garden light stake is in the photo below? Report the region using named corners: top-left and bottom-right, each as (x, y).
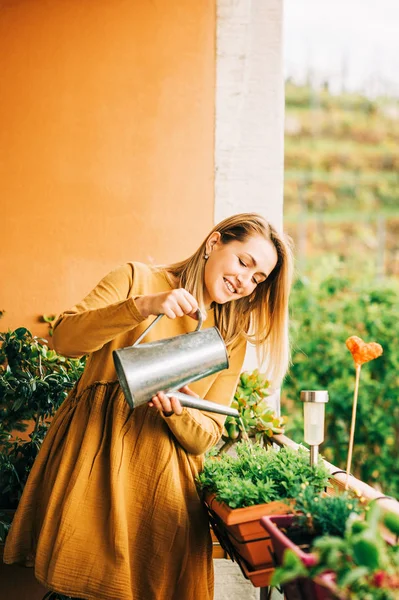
top-left (300, 390), bottom-right (329, 467)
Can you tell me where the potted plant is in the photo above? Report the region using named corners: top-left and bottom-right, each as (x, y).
top-left (197, 441), bottom-right (331, 585)
top-left (0, 327), bottom-right (85, 540)
top-left (206, 368), bottom-right (289, 570)
top-left (266, 483), bottom-right (366, 543)
top-left (0, 327), bottom-right (86, 599)
top-left (220, 370), bottom-right (286, 451)
top-left (261, 486), bottom-right (366, 598)
top-left (267, 502), bottom-right (399, 600)
top-left (209, 369), bottom-right (286, 562)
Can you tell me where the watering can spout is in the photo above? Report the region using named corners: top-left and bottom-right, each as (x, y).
top-left (165, 391), bottom-right (239, 418)
top-left (113, 311), bottom-right (239, 418)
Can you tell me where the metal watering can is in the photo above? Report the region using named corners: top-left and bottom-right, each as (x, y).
top-left (113, 310), bottom-right (239, 418)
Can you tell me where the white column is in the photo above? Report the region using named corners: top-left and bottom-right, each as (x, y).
top-left (214, 0), bottom-right (285, 392)
top-left (213, 7), bottom-right (284, 594)
top-left (215, 0), bottom-right (285, 233)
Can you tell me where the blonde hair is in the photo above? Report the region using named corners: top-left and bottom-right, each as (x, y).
top-left (163, 213), bottom-right (294, 386)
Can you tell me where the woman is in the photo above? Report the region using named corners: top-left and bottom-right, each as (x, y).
top-left (4, 213), bottom-right (293, 600)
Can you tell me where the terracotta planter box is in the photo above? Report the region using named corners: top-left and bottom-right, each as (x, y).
top-left (261, 514), bottom-right (340, 600)
top-left (240, 559), bottom-right (275, 588)
top-left (204, 493), bottom-right (292, 570)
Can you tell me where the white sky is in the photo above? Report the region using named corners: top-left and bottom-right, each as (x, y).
top-left (284, 0), bottom-right (399, 96)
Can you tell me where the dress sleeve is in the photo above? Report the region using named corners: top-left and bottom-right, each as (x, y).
top-left (52, 263), bottom-right (145, 358)
top-left (162, 338), bottom-right (247, 455)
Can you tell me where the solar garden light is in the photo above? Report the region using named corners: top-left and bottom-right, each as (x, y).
top-left (300, 390), bottom-right (329, 467)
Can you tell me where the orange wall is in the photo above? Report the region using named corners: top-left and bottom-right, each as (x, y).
top-left (1, 0), bottom-right (215, 338)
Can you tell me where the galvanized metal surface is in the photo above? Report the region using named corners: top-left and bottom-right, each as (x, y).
top-left (113, 312), bottom-right (236, 416)
top-left (300, 390), bottom-right (329, 403)
top-left (165, 390), bottom-right (238, 417)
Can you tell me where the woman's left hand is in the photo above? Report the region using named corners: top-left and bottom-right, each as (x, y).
top-left (149, 385), bottom-right (198, 416)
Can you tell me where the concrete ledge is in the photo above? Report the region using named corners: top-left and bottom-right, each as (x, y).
top-left (214, 559), bottom-right (284, 599)
top-left (214, 559), bottom-right (259, 600)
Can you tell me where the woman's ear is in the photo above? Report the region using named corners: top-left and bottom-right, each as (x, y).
top-left (205, 232), bottom-right (221, 255)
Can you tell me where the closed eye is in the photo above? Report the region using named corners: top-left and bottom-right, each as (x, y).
top-left (239, 257), bottom-right (261, 285)
top-left (237, 256), bottom-right (266, 285)
top-left (253, 276), bottom-right (266, 285)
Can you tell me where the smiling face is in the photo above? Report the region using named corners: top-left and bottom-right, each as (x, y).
top-left (203, 233), bottom-right (278, 306)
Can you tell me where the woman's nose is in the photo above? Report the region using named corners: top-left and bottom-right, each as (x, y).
top-left (236, 272), bottom-right (251, 289)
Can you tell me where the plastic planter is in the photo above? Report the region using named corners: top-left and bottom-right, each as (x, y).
top-left (261, 514), bottom-right (340, 600)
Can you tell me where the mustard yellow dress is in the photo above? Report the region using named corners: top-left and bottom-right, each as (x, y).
top-left (4, 262), bottom-right (246, 600)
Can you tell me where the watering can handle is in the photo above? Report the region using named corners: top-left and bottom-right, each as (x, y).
top-left (132, 308), bottom-right (204, 347)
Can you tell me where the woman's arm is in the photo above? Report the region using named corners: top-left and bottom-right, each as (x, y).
top-left (162, 338), bottom-right (247, 455)
top-left (52, 263), bottom-right (145, 358)
top-left (53, 263), bottom-right (200, 358)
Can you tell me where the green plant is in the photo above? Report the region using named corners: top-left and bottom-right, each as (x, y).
top-left (0, 327), bottom-right (85, 540)
top-left (272, 504), bottom-right (399, 599)
top-left (283, 272), bottom-right (399, 498)
top-left (40, 314), bottom-right (57, 337)
top-left (293, 485), bottom-right (365, 539)
top-left (221, 370), bottom-right (286, 449)
top-left (197, 442), bottom-right (330, 509)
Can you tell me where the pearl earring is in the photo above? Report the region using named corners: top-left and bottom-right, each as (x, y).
top-left (204, 253), bottom-right (209, 260)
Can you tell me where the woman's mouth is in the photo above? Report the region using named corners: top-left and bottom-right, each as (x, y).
top-left (223, 278), bottom-right (236, 294)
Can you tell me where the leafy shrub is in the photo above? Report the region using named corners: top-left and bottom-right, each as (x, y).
top-left (197, 442), bottom-right (330, 509)
top-left (293, 485), bottom-right (365, 539)
top-left (282, 274), bottom-right (399, 498)
top-left (0, 328), bottom-right (85, 516)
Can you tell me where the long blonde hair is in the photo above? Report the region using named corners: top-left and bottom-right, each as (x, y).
top-left (164, 213), bottom-right (294, 385)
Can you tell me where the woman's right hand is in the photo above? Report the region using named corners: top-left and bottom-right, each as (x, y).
top-left (134, 289), bottom-right (200, 320)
